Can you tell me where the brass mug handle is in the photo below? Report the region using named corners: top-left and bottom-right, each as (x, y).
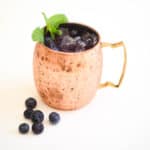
top-left (99, 41), bottom-right (127, 88)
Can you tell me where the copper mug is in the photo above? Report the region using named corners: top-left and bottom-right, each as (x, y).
top-left (33, 23), bottom-right (127, 110)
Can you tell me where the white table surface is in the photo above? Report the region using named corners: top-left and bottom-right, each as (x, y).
top-left (0, 0), bottom-right (150, 149)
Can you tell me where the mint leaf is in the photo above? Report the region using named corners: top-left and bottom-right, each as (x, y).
top-left (32, 27), bottom-right (44, 43)
top-left (49, 14), bottom-right (68, 29)
top-left (42, 12), bottom-right (68, 39)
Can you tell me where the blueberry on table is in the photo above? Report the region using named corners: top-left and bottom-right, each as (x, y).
top-left (24, 108), bottom-right (33, 119)
top-left (49, 112), bottom-right (60, 125)
top-left (32, 123), bottom-right (44, 134)
top-left (25, 97), bottom-right (37, 109)
top-left (19, 123), bottom-right (29, 134)
top-left (31, 110), bottom-right (44, 123)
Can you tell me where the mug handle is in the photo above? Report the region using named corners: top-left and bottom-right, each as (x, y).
top-left (99, 41), bottom-right (127, 88)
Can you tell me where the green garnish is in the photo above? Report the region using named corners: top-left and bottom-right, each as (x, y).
top-left (32, 13), bottom-right (68, 43)
top-left (32, 27), bottom-right (44, 43)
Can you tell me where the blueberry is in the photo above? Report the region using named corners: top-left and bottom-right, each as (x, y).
top-left (86, 38), bottom-right (93, 45)
top-left (81, 32), bottom-right (91, 41)
top-left (85, 38), bottom-right (93, 48)
top-left (24, 108), bottom-right (33, 119)
top-left (50, 39), bottom-right (58, 50)
top-left (32, 123), bottom-right (44, 134)
top-left (70, 29), bottom-right (78, 37)
top-left (49, 112), bottom-right (60, 124)
top-left (44, 36), bottom-right (58, 50)
top-left (31, 110), bottom-right (44, 123)
top-left (19, 123), bottom-right (29, 134)
top-left (76, 40), bottom-right (86, 51)
top-left (91, 33), bottom-right (98, 45)
top-left (25, 97), bottom-right (37, 109)
top-left (44, 36), bottom-right (51, 47)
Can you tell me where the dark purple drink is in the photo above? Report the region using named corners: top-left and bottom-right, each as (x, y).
top-left (44, 23), bottom-right (99, 52)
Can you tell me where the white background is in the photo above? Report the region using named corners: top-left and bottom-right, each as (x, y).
top-left (0, 0), bottom-right (150, 149)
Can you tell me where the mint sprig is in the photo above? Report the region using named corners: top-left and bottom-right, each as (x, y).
top-left (32, 13), bottom-right (68, 43)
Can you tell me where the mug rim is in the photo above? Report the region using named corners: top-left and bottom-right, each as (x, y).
top-left (37, 22), bottom-right (101, 55)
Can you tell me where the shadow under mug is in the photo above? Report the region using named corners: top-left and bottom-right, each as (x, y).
top-left (33, 23), bottom-right (127, 110)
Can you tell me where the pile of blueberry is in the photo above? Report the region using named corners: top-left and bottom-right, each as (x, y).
top-left (18, 97), bottom-right (60, 135)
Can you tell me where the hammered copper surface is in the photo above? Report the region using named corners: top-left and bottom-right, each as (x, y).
top-left (33, 42), bottom-right (102, 110)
